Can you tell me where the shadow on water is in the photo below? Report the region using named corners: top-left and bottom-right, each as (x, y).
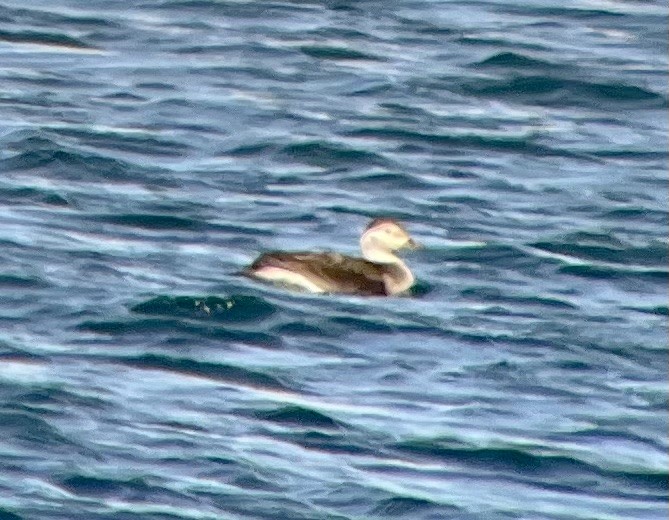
top-left (130, 294), bottom-right (276, 323)
top-left (0, 509), bottom-right (23, 520)
top-left (76, 294), bottom-right (282, 348)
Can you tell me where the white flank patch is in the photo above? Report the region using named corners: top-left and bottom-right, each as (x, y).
top-left (252, 266), bottom-right (325, 293)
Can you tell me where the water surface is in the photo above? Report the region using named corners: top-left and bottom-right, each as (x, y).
top-left (0, 1), bottom-right (667, 519)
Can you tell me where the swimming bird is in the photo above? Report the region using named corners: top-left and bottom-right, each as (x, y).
top-left (245, 218), bottom-right (419, 296)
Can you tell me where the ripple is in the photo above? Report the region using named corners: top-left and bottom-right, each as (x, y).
top-left (0, 29), bottom-right (94, 50)
top-left (59, 474), bottom-right (155, 498)
top-left (51, 127), bottom-right (190, 157)
top-left (559, 264), bottom-right (668, 281)
top-left (230, 472), bottom-right (282, 492)
top-left (393, 437), bottom-right (669, 496)
top-left (338, 171), bottom-right (431, 190)
top-left (94, 213), bottom-right (205, 231)
top-left (371, 496), bottom-right (456, 517)
top-left (1, 5), bottom-right (120, 30)
top-left (0, 274), bottom-right (50, 289)
top-left (119, 353), bottom-right (293, 391)
top-left (0, 410), bottom-right (78, 449)
top-left (624, 305), bottom-right (668, 316)
top-left (0, 186), bottom-right (69, 207)
top-left (463, 76), bottom-right (666, 108)
top-left (299, 45), bottom-right (382, 61)
top-left (460, 287), bottom-right (578, 310)
top-left (500, 5), bottom-right (627, 19)
top-left (0, 136), bottom-right (168, 184)
top-left (77, 317), bottom-right (280, 347)
top-left (252, 405), bottom-right (342, 430)
top-left (431, 243), bottom-right (541, 271)
top-left (529, 236), bottom-right (668, 268)
top-left (12, 386), bottom-right (110, 416)
top-left (328, 316), bottom-right (396, 333)
top-left (345, 127), bottom-right (578, 158)
top-left (278, 141), bottom-right (389, 169)
top-left (275, 430), bottom-right (375, 456)
top-left (475, 51), bottom-right (561, 69)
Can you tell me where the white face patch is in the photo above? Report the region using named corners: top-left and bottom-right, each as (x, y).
top-left (362, 222), bottom-right (408, 249)
top-left (363, 222), bottom-right (394, 238)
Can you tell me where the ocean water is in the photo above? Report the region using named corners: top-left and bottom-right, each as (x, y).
top-left (0, 0), bottom-right (667, 519)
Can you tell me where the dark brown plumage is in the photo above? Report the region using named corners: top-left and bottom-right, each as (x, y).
top-left (247, 251), bottom-right (394, 295)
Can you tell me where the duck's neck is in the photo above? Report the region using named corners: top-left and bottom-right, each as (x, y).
top-left (360, 237), bottom-right (414, 295)
top-left (383, 261), bottom-right (414, 294)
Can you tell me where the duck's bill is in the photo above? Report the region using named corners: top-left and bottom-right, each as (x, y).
top-left (404, 238), bottom-right (422, 250)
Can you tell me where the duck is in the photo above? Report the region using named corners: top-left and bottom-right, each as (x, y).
top-left (244, 218), bottom-right (419, 296)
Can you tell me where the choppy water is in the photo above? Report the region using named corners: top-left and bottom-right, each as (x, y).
top-left (0, 1), bottom-right (667, 519)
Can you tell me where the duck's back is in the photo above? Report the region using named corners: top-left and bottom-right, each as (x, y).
top-left (247, 251), bottom-right (389, 295)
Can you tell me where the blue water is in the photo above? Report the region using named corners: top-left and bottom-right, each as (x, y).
top-left (0, 1), bottom-right (667, 519)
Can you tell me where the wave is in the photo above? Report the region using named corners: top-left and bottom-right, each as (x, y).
top-left (344, 127), bottom-right (583, 159)
top-left (92, 213), bottom-right (205, 231)
top-left (2, 5), bottom-right (119, 30)
top-left (525, 236), bottom-right (668, 283)
top-left (230, 473), bottom-right (282, 492)
top-left (0, 29), bottom-right (94, 50)
top-left (0, 186), bottom-right (69, 207)
top-left (603, 207), bottom-right (668, 224)
top-left (299, 45), bottom-right (382, 61)
top-left (274, 430), bottom-right (376, 456)
top-left (0, 274), bottom-right (50, 289)
top-left (462, 75), bottom-right (666, 108)
top-left (530, 238), bottom-right (667, 268)
top-left (0, 409), bottom-right (79, 449)
top-left (456, 36), bottom-right (548, 51)
top-left (624, 305), bottom-right (668, 316)
top-left (252, 405), bottom-right (342, 429)
top-left (50, 127), bottom-right (189, 158)
top-left (371, 496), bottom-right (457, 517)
top-left (278, 141), bottom-right (390, 169)
top-left (226, 140), bottom-right (390, 170)
top-left (475, 51), bottom-right (561, 69)
top-left (498, 5), bottom-right (628, 19)
top-left (394, 437), bottom-right (669, 494)
top-left (59, 474), bottom-right (155, 498)
top-left (0, 134), bottom-right (169, 184)
top-left (460, 287), bottom-right (577, 309)
top-left (77, 317), bottom-right (280, 346)
top-left (12, 386), bottom-right (110, 415)
top-left (118, 353), bottom-right (292, 391)
top-left (337, 171), bottom-right (431, 190)
top-left (559, 264), bottom-right (668, 281)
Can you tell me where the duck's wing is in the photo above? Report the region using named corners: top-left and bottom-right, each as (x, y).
top-left (248, 251), bottom-right (388, 295)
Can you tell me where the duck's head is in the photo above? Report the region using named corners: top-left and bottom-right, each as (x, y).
top-left (361, 218), bottom-right (419, 253)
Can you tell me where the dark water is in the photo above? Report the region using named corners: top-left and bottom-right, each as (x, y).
top-left (0, 0), bottom-right (667, 518)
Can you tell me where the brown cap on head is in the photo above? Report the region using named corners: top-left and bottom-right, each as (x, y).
top-left (365, 217), bottom-right (404, 232)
